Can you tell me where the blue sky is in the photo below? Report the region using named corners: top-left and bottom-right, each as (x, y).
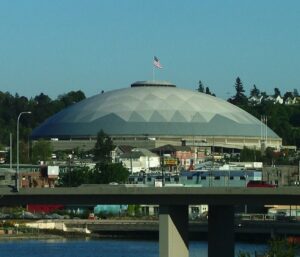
top-left (0, 0), bottom-right (299, 100)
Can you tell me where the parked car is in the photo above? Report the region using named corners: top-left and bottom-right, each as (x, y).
top-left (275, 211), bottom-right (287, 221)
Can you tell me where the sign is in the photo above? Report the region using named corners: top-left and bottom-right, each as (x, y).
top-left (164, 158), bottom-right (178, 165)
top-left (48, 166), bottom-right (59, 176)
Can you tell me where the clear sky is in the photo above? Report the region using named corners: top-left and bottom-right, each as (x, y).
top-left (0, 0), bottom-right (299, 100)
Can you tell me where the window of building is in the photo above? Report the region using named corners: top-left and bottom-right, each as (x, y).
top-left (214, 176), bottom-right (220, 180)
top-left (141, 206), bottom-right (149, 216)
top-left (201, 176), bottom-right (206, 180)
top-left (191, 206), bottom-right (199, 214)
top-left (154, 207), bottom-right (159, 216)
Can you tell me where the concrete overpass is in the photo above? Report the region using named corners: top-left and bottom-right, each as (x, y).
top-left (1, 185), bottom-right (300, 257)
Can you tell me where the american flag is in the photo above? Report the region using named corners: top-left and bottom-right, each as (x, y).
top-left (153, 56), bottom-right (163, 69)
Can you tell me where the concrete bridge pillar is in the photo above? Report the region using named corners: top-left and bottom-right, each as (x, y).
top-left (208, 205), bottom-right (235, 257)
top-left (159, 205), bottom-right (188, 257)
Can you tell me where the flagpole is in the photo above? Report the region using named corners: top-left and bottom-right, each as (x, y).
top-left (153, 65), bottom-right (155, 82)
top-left (153, 56), bottom-right (162, 81)
top-left (265, 116), bottom-right (268, 146)
top-left (260, 116), bottom-right (262, 142)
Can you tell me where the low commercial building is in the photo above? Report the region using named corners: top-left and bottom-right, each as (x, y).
top-left (0, 168), bottom-right (15, 187)
top-left (119, 148), bottom-right (160, 173)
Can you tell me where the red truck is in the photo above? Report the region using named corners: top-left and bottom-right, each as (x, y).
top-left (247, 180), bottom-right (276, 188)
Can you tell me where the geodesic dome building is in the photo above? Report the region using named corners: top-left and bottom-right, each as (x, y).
top-left (31, 81), bottom-right (281, 151)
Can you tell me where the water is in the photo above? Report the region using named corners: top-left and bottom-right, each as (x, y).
top-left (0, 238), bottom-right (267, 257)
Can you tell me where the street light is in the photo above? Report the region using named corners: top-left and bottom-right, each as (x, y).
top-left (16, 111), bottom-right (31, 192)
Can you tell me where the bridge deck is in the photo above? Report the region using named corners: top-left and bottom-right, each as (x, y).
top-left (1, 185), bottom-right (300, 205)
top-left (2, 185), bottom-right (300, 257)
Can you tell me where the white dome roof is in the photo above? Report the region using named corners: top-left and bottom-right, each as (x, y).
top-left (31, 81), bottom-right (279, 139)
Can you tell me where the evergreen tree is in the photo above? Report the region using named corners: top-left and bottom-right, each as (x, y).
top-left (274, 87), bottom-right (281, 97)
top-left (197, 80), bottom-right (205, 93)
top-left (232, 77), bottom-right (247, 105)
top-left (283, 91), bottom-right (293, 101)
top-left (235, 77), bottom-right (245, 96)
top-left (92, 130), bottom-right (130, 184)
top-left (93, 130), bottom-right (114, 163)
top-left (205, 87), bottom-right (211, 95)
top-left (293, 88), bottom-right (299, 97)
top-left (250, 84), bottom-right (260, 97)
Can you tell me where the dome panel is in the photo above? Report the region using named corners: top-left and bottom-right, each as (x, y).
top-left (170, 111), bottom-right (188, 122)
top-left (128, 111), bottom-right (147, 122)
top-left (148, 110), bottom-right (167, 122)
top-left (190, 112), bottom-right (207, 123)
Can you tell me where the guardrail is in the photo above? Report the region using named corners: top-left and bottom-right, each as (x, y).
top-left (236, 213), bottom-right (297, 221)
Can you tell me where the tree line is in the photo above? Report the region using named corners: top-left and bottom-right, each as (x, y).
top-left (197, 78), bottom-right (300, 147)
top-left (0, 90), bottom-right (86, 162)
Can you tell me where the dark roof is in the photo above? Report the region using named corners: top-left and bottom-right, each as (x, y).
top-left (152, 144), bottom-right (191, 153)
top-left (115, 145), bottom-right (135, 154)
top-left (120, 148), bottom-right (158, 159)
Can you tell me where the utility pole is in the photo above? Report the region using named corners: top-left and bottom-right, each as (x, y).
top-left (298, 160), bottom-right (300, 185)
top-left (16, 111), bottom-right (31, 192)
top-left (10, 133), bottom-right (12, 169)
